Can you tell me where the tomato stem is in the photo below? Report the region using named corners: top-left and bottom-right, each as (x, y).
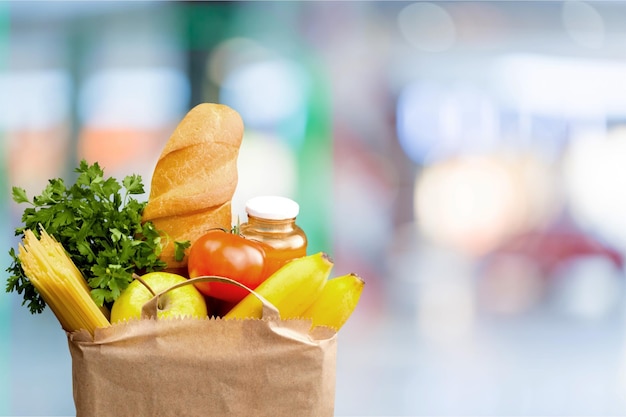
top-left (231, 216), bottom-right (241, 235)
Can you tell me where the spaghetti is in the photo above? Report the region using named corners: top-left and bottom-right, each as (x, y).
top-left (18, 227), bottom-right (110, 335)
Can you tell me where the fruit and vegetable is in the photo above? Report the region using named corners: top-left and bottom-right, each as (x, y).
top-left (110, 271), bottom-right (208, 324)
top-left (7, 160), bottom-right (189, 314)
top-left (187, 229), bottom-right (269, 304)
top-left (5, 104), bottom-right (364, 336)
top-left (6, 160), bottom-right (363, 333)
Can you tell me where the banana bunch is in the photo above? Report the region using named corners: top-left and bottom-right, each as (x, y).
top-left (224, 252), bottom-right (364, 331)
top-left (301, 272), bottom-right (364, 331)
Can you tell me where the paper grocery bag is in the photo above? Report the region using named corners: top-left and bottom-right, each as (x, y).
top-left (67, 276), bottom-right (337, 417)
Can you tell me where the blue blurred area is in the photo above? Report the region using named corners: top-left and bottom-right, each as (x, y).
top-left (0, 154), bottom-right (10, 416)
top-left (4, 1), bottom-right (626, 416)
top-left (0, 3), bottom-right (9, 414)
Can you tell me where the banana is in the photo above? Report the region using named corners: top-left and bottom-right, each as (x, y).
top-left (302, 273), bottom-right (364, 331)
top-left (224, 252), bottom-right (333, 320)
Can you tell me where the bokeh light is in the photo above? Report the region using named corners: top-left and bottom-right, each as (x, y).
top-left (414, 153), bottom-right (559, 256)
top-left (231, 130), bottom-right (298, 221)
top-left (563, 128), bottom-right (626, 249)
top-left (1, 70), bottom-right (72, 200)
top-left (219, 58), bottom-right (309, 133)
top-left (77, 67), bottom-right (190, 184)
top-left (397, 2), bottom-right (456, 52)
top-left (397, 81), bottom-right (499, 164)
top-left (562, 0), bottom-right (605, 49)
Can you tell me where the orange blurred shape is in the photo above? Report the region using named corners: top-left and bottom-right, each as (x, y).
top-left (8, 125), bottom-right (70, 199)
top-left (414, 153), bottom-right (560, 257)
top-left (77, 126), bottom-right (169, 173)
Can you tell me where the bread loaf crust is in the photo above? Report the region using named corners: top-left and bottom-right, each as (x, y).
top-left (142, 103), bottom-right (244, 269)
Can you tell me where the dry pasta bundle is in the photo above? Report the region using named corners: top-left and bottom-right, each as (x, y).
top-left (18, 227), bottom-right (110, 335)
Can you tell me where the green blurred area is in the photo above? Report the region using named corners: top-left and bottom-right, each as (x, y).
top-left (297, 65), bottom-right (333, 256)
top-left (181, 2), bottom-right (333, 254)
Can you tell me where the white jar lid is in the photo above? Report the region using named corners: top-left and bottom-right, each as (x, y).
top-left (245, 196), bottom-right (300, 220)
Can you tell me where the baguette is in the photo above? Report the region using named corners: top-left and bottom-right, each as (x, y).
top-left (142, 103), bottom-right (244, 269)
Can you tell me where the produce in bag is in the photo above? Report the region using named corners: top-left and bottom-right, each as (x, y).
top-left (69, 276), bottom-right (337, 417)
top-left (5, 103), bottom-right (365, 416)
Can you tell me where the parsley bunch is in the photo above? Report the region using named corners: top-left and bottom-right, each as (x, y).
top-left (6, 160), bottom-right (187, 314)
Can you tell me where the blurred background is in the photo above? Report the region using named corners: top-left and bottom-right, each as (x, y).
top-left (3, 1), bottom-right (626, 415)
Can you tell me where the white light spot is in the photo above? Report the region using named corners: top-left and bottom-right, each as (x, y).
top-left (397, 2), bottom-right (456, 52)
top-left (562, 0), bottom-right (605, 49)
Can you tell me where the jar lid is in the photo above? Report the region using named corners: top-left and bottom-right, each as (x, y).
top-left (245, 196), bottom-right (300, 220)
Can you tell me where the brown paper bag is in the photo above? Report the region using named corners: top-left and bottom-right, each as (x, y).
top-left (67, 276), bottom-right (337, 417)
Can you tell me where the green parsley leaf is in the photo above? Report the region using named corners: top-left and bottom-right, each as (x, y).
top-left (5, 160), bottom-right (182, 314)
top-left (123, 174), bottom-right (145, 195)
top-left (11, 187), bottom-right (30, 205)
top-left (174, 240), bottom-right (191, 262)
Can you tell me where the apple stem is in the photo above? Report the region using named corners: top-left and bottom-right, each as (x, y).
top-left (132, 273), bottom-right (157, 297)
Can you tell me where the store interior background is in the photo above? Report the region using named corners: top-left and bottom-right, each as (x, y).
top-left (3, 1), bottom-right (626, 415)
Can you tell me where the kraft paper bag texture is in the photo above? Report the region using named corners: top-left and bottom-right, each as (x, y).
top-left (67, 276), bottom-right (338, 417)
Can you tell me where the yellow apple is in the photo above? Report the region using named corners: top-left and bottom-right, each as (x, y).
top-left (110, 271), bottom-right (207, 323)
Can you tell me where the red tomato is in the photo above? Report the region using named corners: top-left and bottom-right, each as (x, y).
top-left (187, 229), bottom-right (269, 303)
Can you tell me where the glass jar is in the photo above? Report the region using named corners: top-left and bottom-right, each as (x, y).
top-left (240, 196), bottom-right (307, 276)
